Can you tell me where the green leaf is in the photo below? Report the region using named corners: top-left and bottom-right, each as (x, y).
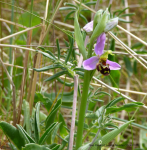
top-left (65, 10), bottom-right (75, 22)
top-left (112, 117), bottom-right (147, 131)
top-left (117, 7), bottom-right (129, 16)
top-left (140, 123), bottom-right (147, 149)
top-left (45, 99), bottom-right (62, 144)
top-left (76, 71), bottom-right (84, 77)
top-left (22, 143), bottom-right (51, 150)
top-left (52, 145), bottom-right (61, 150)
top-left (59, 113), bottom-right (68, 137)
top-left (64, 2), bottom-right (77, 8)
top-left (74, 12), bottom-right (86, 59)
top-left (59, 7), bottom-right (76, 11)
top-left (85, 113), bottom-right (98, 119)
top-left (65, 34), bottom-right (74, 64)
top-left (131, 42), bottom-right (143, 49)
top-left (133, 60), bottom-right (137, 75)
top-left (84, 1), bottom-right (96, 6)
top-left (117, 137), bottom-right (130, 149)
top-left (105, 97), bottom-right (124, 108)
top-left (16, 124), bottom-right (35, 143)
top-left (104, 123), bottom-right (118, 129)
top-left (36, 50), bottom-right (56, 61)
top-left (99, 121), bottom-right (132, 146)
top-left (57, 78), bottom-right (74, 87)
top-left (23, 100), bottom-right (31, 135)
top-left (48, 143), bottom-right (58, 149)
top-left (43, 92), bottom-right (73, 103)
top-left (78, 121), bottom-right (133, 150)
top-left (45, 71), bottom-right (67, 82)
top-left (94, 91), bottom-right (111, 97)
top-left (56, 39), bottom-right (60, 59)
top-left (58, 135), bottom-right (69, 150)
top-left (35, 93), bottom-right (52, 112)
top-left (118, 18), bottom-right (133, 23)
top-left (39, 122), bottom-right (58, 145)
top-left (34, 102), bottom-right (40, 143)
top-left (0, 121), bottom-right (25, 149)
top-left (124, 56), bottom-right (133, 77)
top-left (86, 106), bottom-right (106, 123)
top-left (106, 102), bottom-right (143, 114)
top-left (16, 125), bottom-right (30, 144)
top-left (38, 46), bottom-right (56, 59)
top-left (108, 36), bottom-right (115, 61)
top-left (119, 13), bottom-right (135, 17)
top-left (96, 106), bottom-right (106, 125)
top-left (74, 67), bottom-right (85, 72)
top-left (45, 99), bottom-right (62, 129)
top-left (34, 64), bottom-right (62, 72)
top-left (79, 14), bottom-right (88, 23)
top-left (91, 99), bottom-right (104, 103)
top-left (51, 122), bottom-right (62, 143)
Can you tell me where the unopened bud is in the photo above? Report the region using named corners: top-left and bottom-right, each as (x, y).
top-left (91, 8), bottom-right (109, 42)
top-left (93, 9), bottom-right (103, 30)
top-left (104, 17), bottom-right (118, 32)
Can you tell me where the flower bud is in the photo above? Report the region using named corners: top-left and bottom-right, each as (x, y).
top-left (83, 21), bottom-right (93, 34)
top-left (104, 17), bottom-right (118, 32)
top-left (93, 9), bottom-right (103, 30)
top-left (91, 8), bottom-right (109, 42)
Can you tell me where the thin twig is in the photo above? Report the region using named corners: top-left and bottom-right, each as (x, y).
top-left (69, 75), bottom-right (78, 150)
top-left (1, 43), bottom-right (147, 57)
top-left (0, 57), bottom-right (16, 126)
top-left (88, 129), bottom-right (101, 150)
top-left (93, 76), bottom-right (147, 109)
top-left (117, 25), bottom-right (147, 47)
top-left (0, 24), bottom-right (41, 42)
top-left (17, 30), bottom-right (32, 124)
top-left (2, 62), bottom-right (147, 96)
top-left (108, 31), bottom-right (147, 68)
top-left (0, 18), bottom-right (27, 28)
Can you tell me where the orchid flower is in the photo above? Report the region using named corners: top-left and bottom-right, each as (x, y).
top-left (83, 33), bottom-right (121, 76)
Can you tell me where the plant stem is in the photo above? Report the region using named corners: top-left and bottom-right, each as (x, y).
top-left (75, 70), bottom-right (91, 150)
top-left (88, 40), bottom-right (94, 58)
top-left (75, 34), bottom-right (95, 150)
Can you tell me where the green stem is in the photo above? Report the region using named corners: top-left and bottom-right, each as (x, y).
top-left (75, 35), bottom-right (95, 150)
top-left (88, 40), bottom-right (94, 58)
top-left (75, 70), bottom-right (91, 150)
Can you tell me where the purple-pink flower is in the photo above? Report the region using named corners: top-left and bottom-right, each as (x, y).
top-left (83, 33), bottom-right (121, 76)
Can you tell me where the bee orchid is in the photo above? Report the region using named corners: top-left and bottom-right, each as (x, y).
top-left (83, 33), bottom-right (121, 75)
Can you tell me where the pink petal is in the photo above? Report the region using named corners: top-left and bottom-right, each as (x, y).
top-left (106, 60), bottom-right (121, 70)
top-left (94, 33), bottom-right (106, 56)
top-left (83, 56), bottom-right (99, 70)
top-left (83, 21), bottom-right (93, 33)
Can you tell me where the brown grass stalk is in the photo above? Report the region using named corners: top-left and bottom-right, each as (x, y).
top-left (0, 24), bottom-right (41, 42)
top-left (29, 0), bottom-right (63, 115)
top-left (17, 30), bottom-right (32, 124)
